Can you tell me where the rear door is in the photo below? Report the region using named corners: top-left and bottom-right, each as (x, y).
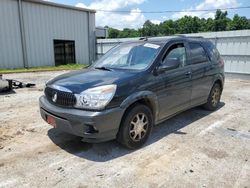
top-left (188, 42), bottom-right (214, 105)
top-left (157, 41), bottom-right (192, 120)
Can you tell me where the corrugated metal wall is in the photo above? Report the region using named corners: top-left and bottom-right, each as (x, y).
top-left (97, 30), bottom-right (250, 74)
top-left (0, 0), bottom-right (96, 69)
top-left (0, 0), bottom-right (24, 69)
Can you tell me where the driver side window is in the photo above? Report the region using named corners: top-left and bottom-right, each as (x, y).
top-left (162, 43), bottom-right (187, 67)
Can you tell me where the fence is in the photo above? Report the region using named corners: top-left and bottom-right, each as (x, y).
top-left (97, 30), bottom-right (250, 74)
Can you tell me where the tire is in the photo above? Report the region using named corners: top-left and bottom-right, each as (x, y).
top-left (203, 83), bottom-right (222, 111)
top-left (117, 104), bottom-right (153, 149)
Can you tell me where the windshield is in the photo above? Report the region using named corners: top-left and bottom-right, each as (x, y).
top-left (93, 42), bottom-right (162, 70)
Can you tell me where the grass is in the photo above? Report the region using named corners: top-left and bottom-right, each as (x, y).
top-left (0, 64), bottom-right (88, 74)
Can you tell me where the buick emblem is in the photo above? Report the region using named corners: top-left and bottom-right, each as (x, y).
top-left (52, 92), bottom-right (57, 103)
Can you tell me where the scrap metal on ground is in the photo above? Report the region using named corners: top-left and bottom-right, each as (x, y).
top-left (0, 74), bottom-right (35, 92)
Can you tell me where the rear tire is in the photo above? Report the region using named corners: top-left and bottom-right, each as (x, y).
top-left (203, 83), bottom-right (222, 111)
top-left (117, 104), bottom-right (153, 149)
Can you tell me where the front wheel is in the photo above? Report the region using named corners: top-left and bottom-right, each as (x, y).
top-left (203, 83), bottom-right (222, 111)
top-left (117, 104), bottom-right (153, 149)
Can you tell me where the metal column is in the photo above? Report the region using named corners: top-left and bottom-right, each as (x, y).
top-left (17, 0), bottom-right (28, 68)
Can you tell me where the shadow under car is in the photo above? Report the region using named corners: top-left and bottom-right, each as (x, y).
top-left (47, 102), bottom-right (225, 162)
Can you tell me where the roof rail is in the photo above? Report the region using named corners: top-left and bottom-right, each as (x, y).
top-left (175, 34), bottom-right (204, 38)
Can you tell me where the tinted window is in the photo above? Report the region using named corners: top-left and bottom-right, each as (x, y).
top-left (162, 43), bottom-right (187, 67)
top-left (189, 42), bottom-right (208, 64)
top-left (204, 41), bottom-right (220, 62)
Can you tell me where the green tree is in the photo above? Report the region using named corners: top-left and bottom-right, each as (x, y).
top-left (159, 20), bottom-right (176, 35)
top-left (141, 20), bottom-right (158, 36)
top-left (205, 18), bottom-right (215, 31)
top-left (199, 18), bottom-right (208, 32)
top-left (108, 28), bottom-right (120, 38)
top-left (175, 16), bottom-right (203, 34)
top-left (214, 10), bottom-right (229, 31)
top-left (118, 28), bottom-right (139, 38)
top-left (228, 14), bottom-right (250, 30)
top-left (107, 9), bottom-right (250, 38)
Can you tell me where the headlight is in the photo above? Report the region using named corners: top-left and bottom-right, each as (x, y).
top-left (74, 85), bottom-right (117, 110)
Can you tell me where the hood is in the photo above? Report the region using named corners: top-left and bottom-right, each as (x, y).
top-left (46, 68), bottom-right (139, 93)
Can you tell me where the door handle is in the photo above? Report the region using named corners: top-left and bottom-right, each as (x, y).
top-left (185, 71), bottom-right (192, 76)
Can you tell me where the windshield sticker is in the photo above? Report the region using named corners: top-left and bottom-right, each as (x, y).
top-left (144, 43), bottom-right (160, 49)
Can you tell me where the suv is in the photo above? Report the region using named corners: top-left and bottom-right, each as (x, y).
top-left (39, 36), bottom-right (224, 149)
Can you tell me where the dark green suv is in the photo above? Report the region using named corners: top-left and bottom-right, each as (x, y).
top-left (39, 36), bottom-right (224, 149)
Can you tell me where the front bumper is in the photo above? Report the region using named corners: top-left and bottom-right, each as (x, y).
top-left (39, 96), bottom-right (125, 143)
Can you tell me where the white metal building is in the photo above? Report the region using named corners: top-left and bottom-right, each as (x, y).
top-left (96, 27), bottom-right (108, 39)
top-left (0, 0), bottom-right (96, 69)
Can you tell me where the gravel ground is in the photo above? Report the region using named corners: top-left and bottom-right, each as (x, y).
top-left (0, 71), bottom-right (250, 188)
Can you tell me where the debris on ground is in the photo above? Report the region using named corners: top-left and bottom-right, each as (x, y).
top-left (0, 74), bottom-right (36, 93)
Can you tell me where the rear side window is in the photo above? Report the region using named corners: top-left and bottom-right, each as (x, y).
top-left (204, 42), bottom-right (220, 62)
top-left (189, 42), bottom-right (208, 64)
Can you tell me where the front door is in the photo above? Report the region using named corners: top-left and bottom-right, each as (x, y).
top-left (157, 42), bottom-right (192, 120)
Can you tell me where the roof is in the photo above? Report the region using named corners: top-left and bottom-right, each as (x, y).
top-left (98, 35), bottom-right (210, 46)
top-left (138, 36), bottom-right (207, 44)
top-left (23, 0), bottom-right (96, 13)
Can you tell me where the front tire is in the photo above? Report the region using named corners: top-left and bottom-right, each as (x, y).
top-left (117, 104), bottom-right (153, 149)
top-left (203, 83), bottom-right (222, 111)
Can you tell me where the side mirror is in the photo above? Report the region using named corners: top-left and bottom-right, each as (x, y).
top-left (156, 58), bottom-right (180, 74)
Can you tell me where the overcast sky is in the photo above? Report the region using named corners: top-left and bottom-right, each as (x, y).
top-left (47, 0), bottom-right (250, 29)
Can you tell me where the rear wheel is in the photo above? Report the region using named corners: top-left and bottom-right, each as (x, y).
top-left (203, 83), bottom-right (222, 111)
top-left (117, 104), bottom-right (153, 149)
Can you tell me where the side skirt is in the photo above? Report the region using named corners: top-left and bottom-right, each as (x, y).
top-left (155, 101), bottom-right (207, 125)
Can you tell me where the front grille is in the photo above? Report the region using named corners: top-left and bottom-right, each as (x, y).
top-left (45, 87), bottom-right (76, 107)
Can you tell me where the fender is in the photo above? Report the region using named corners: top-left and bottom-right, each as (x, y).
top-left (120, 91), bottom-right (159, 122)
top-left (213, 73), bottom-right (225, 90)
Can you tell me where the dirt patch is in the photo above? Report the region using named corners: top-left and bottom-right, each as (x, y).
top-left (201, 147), bottom-right (229, 159)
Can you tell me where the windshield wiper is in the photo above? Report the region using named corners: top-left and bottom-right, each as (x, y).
top-left (94, 66), bottom-right (112, 71)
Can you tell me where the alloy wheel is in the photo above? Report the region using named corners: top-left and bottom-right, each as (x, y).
top-left (129, 113), bottom-right (149, 142)
top-left (211, 87), bottom-right (220, 107)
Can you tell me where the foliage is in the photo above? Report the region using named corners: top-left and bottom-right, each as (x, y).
top-left (107, 10), bottom-right (250, 38)
top-left (108, 27), bottom-right (140, 38)
top-left (0, 64), bottom-right (87, 73)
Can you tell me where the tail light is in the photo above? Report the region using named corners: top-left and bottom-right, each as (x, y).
top-left (219, 57), bottom-right (224, 67)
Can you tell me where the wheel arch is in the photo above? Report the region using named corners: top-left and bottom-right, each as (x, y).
top-left (214, 79), bottom-right (223, 90)
top-left (213, 74), bottom-right (224, 91)
top-left (120, 91), bottom-right (159, 123)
